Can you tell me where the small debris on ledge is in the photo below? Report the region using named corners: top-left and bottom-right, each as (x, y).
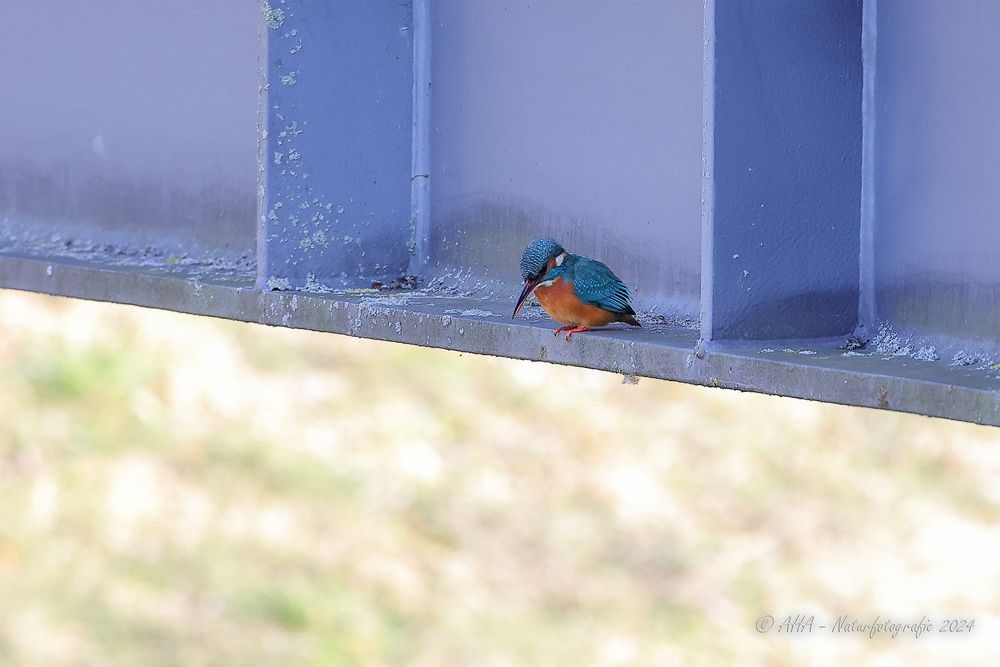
top-left (372, 274), bottom-right (422, 291)
top-left (840, 335), bottom-right (868, 351)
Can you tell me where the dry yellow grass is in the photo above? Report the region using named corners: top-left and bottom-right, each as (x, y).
top-left (0, 290), bottom-right (997, 666)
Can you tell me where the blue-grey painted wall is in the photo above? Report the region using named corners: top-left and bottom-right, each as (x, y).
top-left (872, 1), bottom-right (1000, 355)
top-left (426, 0), bottom-right (704, 315)
top-left (0, 1), bottom-right (257, 256)
top-left (261, 0), bottom-right (414, 289)
top-left (706, 0), bottom-right (863, 340)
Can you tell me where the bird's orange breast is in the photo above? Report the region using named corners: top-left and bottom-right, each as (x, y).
top-left (534, 277), bottom-right (617, 327)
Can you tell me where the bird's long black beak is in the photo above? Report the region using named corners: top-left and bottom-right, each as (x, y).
top-left (512, 279), bottom-right (538, 319)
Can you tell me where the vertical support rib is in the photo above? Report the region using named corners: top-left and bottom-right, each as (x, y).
top-left (255, 1), bottom-right (270, 290)
top-left (699, 0), bottom-right (717, 345)
top-left (702, 1), bottom-right (863, 340)
top-left (857, 0), bottom-right (878, 333)
top-left (408, 0), bottom-right (432, 276)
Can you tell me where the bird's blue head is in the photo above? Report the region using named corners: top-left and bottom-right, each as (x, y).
top-left (513, 237), bottom-right (566, 319)
top-left (520, 237), bottom-right (565, 281)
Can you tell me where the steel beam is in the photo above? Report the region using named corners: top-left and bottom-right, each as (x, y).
top-left (1, 0), bottom-right (998, 426)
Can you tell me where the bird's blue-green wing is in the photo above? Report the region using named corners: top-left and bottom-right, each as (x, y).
top-left (569, 255), bottom-right (634, 314)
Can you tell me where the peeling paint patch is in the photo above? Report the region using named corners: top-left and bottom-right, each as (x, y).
top-left (875, 385), bottom-right (890, 409)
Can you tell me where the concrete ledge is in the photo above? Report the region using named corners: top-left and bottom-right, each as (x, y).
top-left (2, 252), bottom-right (997, 427)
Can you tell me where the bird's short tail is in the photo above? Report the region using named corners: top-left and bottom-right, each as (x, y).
top-left (618, 312), bottom-right (641, 327)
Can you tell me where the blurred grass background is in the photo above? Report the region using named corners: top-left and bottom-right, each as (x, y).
top-left (0, 290), bottom-right (998, 666)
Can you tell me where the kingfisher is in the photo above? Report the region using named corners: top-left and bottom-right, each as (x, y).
top-left (512, 237), bottom-right (641, 340)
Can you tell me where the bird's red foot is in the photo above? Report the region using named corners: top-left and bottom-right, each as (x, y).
top-left (562, 325), bottom-right (590, 341)
top-left (553, 324), bottom-right (576, 336)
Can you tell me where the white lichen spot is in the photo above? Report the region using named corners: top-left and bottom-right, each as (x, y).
top-left (441, 315), bottom-right (452, 328)
top-left (337, 205), bottom-right (345, 214)
top-left (873, 324), bottom-right (911, 357)
top-left (444, 308), bottom-right (497, 317)
top-left (266, 276), bottom-right (292, 291)
top-left (394, 321), bottom-right (402, 334)
top-left (45, 265), bottom-right (53, 277)
top-left (951, 351), bottom-right (981, 367)
top-left (273, 151), bottom-right (283, 165)
top-left (280, 72), bottom-right (298, 86)
top-left (914, 346), bottom-right (939, 362)
top-left (287, 148), bottom-right (301, 162)
top-left (302, 273), bottom-right (332, 294)
top-left (263, 5), bottom-right (285, 29)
